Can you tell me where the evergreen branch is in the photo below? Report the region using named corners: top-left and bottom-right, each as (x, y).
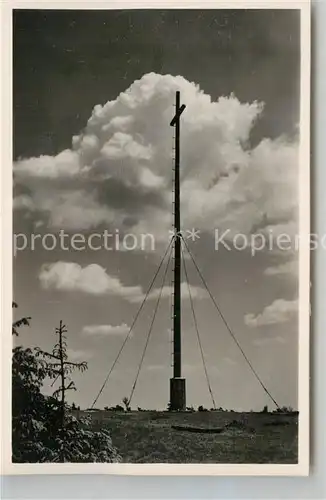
top-left (12, 317), bottom-right (31, 335)
top-left (35, 348), bottom-right (60, 360)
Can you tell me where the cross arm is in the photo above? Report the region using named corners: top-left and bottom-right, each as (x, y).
top-left (170, 104), bottom-right (186, 126)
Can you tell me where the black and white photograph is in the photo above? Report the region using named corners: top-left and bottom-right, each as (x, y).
top-left (4, 1), bottom-right (310, 473)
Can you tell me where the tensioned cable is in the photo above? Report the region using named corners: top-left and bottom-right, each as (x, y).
top-left (128, 244), bottom-right (173, 406)
top-left (181, 242), bottom-right (216, 410)
top-left (90, 237), bottom-right (175, 409)
top-left (181, 235), bottom-right (280, 409)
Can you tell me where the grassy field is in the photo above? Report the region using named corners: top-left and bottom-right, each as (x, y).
top-left (88, 410), bottom-right (298, 463)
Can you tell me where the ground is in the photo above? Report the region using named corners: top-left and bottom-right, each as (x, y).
top-left (87, 410), bottom-right (298, 464)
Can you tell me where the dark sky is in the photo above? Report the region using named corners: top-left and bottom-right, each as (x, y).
top-left (13, 9), bottom-right (300, 158)
top-left (13, 9), bottom-right (301, 410)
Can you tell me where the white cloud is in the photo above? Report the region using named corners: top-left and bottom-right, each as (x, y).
top-left (39, 261), bottom-right (143, 301)
top-left (66, 348), bottom-right (92, 361)
top-left (146, 364), bottom-right (167, 371)
top-left (14, 149), bottom-right (80, 179)
top-left (223, 356), bottom-right (237, 366)
top-left (130, 282), bottom-right (207, 303)
top-left (82, 323), bottom-right (130, 336)
top-left (101, 132), bottom-right (153, 161)
top-left (38, 261), bottom-right (207, 302)
top-left (14, 73), bottom-right (298, 241)
top-left (45, 190), bottom-right (114, 230)
top-left (139, 167), bottom-right (164, 188)
top-left (252, 336), bottom-right (286, 347)
top-left (264, 260), bottom-right (298, 276)
top-left (13, 194), bottom-right (35, 211)
top-left (244, 298), bottom-right (298, 328)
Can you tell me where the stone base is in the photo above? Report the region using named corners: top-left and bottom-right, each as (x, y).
top-left (170, 378), bottom-right (186, 410)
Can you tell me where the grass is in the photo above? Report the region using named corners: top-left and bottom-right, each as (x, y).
top-left (88, 410), bottom-right (298, 464)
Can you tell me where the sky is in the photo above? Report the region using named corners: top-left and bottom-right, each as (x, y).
top-left (13, 9), bottom-right (300, 411)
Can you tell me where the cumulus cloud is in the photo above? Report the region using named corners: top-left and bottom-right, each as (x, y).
top-left (14, 150), bottom-right (80, 179)
top-left (223, 356), bottom-right (237, 366)
top-left (39, 261), bottom-right (143, 301)
top-left (82, 324), bottom-right (130, 336)
top-left (146, 364), bottom-right (167, 371)
top-left (244, 298), bottom-right (298, 328)
top-left (66, 348), bottom-right (92, 361)
top-left (14, 73), bottom-right (298, 242)
top-left (38, 261), bottom-right (207, 302)
top-left (130, 282), bottom-right (207, 303)
top-left (13, 194), bottom-right (36, 211)
top-left (252, 336), bottom-right (286, 346)
top-left (101, 132), bottom-right (153, 161)
top-left (264, 259), bottom-right (298, 276)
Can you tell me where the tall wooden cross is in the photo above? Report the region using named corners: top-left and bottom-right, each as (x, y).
top-left (169, 91), bottom-right (186, 410)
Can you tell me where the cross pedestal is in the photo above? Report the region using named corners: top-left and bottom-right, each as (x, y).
top-left (170, 378), bottom-right (186, 410)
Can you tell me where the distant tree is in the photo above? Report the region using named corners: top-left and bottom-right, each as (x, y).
top-left (261, 405), bottom-right (269, 414)
top-left (198, 405), bottom-right (208, 412)
top-left (122, 396), bottom-right (131, 412)
top-left (275, 406), bottom-right (295, 414)
top-left (108, 404), bottom-right (124, 412)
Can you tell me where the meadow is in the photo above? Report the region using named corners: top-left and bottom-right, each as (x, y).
top-left (88, 410), bottom-right (298, 464)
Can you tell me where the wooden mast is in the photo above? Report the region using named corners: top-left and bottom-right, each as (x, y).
top-left (169, 91), bottom-right (186, 410)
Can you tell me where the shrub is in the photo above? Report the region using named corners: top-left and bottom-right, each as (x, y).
top-left (198, 405), bottom-right (208, 412)
top-left (274, 406), bottom-right (296, 415)
top-left (122, 396), bottom-right (131, 412)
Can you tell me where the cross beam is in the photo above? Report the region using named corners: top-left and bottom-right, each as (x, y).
top-left (170, 104), bottom-right (186, 127)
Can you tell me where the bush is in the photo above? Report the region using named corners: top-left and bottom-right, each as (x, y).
top-left (273, 406), bottom-right (297, 415)
top-left (122, 396), bottom-right (131, 412)
top-left (198, 405), bottom-right (208, 412)
top-left (107, 404), bottom-right (124, 412)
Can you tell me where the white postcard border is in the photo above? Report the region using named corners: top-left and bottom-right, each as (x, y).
top-left (1, 0), bottom-right (311, 476)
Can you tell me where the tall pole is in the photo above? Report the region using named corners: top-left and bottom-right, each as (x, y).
top-left (173, 91), bottom-right (181, 379)
top-left (170, 91), bottom-right (186, 410)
